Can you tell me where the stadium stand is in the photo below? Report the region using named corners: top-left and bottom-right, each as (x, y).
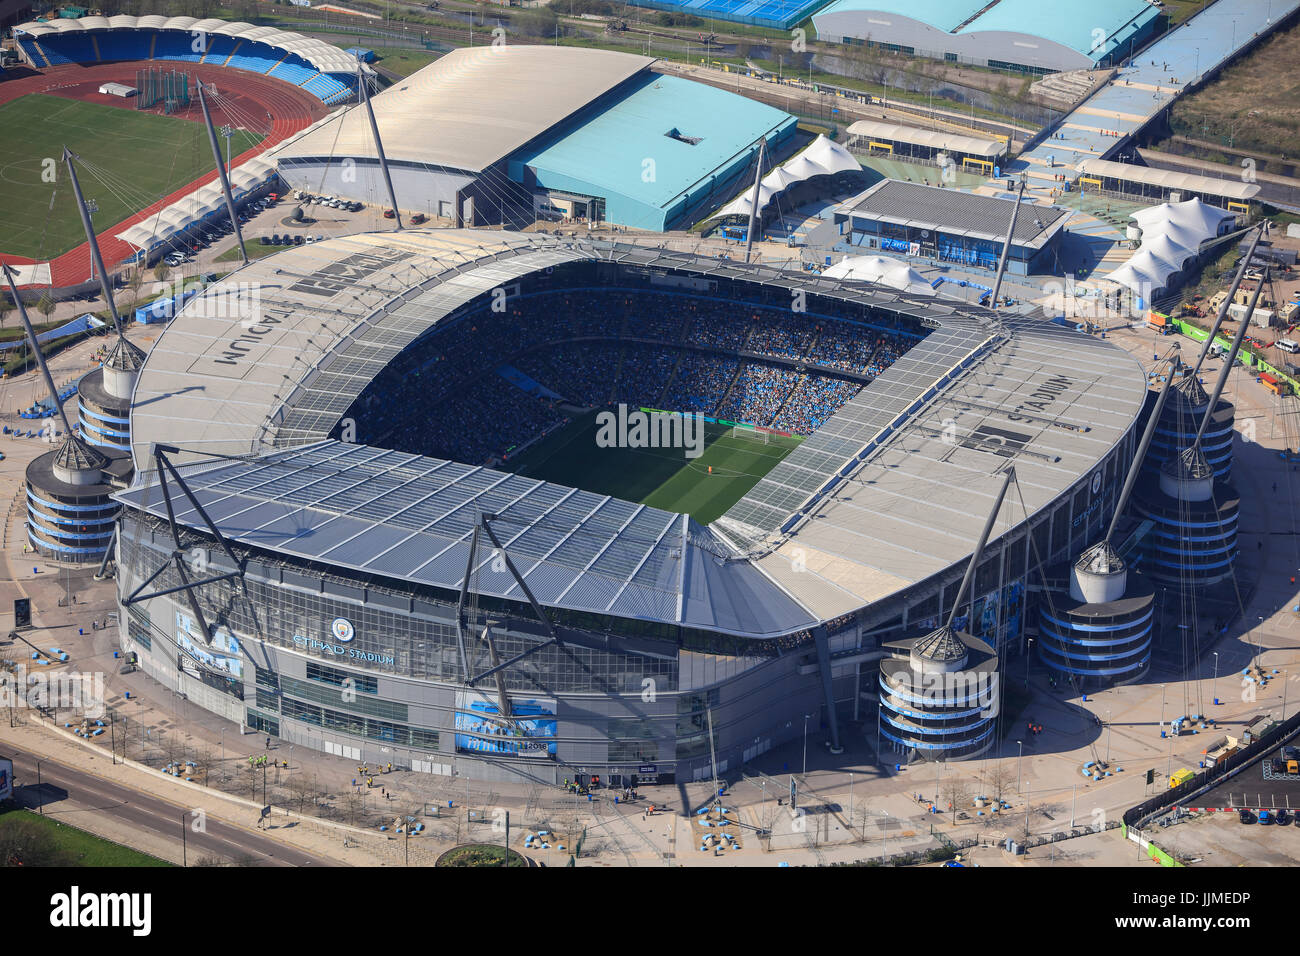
top-left (342, 286), bottom-right (925, 464)
top-left (12, 17), bottom-right (359, 105)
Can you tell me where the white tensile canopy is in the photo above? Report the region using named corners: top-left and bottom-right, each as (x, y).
top-left (709, 134), bottom-right (861, 221)
top-left (1104, 197), bottom-right (1236, 296)
top-left (822, 255), bottom-right (934, 295)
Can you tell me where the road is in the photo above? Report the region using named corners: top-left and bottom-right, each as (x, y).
top-left (7, 742), bottom-right (332, 866)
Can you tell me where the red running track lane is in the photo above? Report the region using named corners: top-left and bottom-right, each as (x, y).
top-left (0, 61), bottom-right (329, 287)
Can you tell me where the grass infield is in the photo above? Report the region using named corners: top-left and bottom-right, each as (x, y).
top-left (0, 93), bottom-right (262, 260)
top-left (503, 409), bottom-right (801, 525)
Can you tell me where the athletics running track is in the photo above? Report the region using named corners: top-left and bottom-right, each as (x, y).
top-left (0, 61), bottom-right (328, 287)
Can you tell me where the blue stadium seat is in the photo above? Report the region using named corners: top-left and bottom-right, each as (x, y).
top-left (203, 34), bottom-right (240, 63)
top-left (96, 30), bottom-right (154, 61)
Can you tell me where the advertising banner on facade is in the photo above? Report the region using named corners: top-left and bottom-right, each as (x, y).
top-left (454, 690), bottom-right (557, 759)
top-left (175, 612), bottom-right (244, 679)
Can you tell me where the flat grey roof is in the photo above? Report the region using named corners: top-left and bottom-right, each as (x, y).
top-left (837, 180), bottom-right (1071, 251)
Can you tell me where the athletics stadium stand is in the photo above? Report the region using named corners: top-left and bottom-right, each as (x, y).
top-left (12, 15), bottom-right (361, 105)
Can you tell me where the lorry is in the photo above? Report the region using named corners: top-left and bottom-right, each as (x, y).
top-left (1146, 311), bottom-right (1173, 334)
top-left (1169, 768), bottom-right (1196, 788)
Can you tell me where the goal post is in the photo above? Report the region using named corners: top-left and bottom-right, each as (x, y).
top-left (730, 424), bottom-right (769, 444)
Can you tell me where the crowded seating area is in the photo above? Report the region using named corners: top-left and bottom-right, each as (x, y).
top-left (342, 285), bottom-right (927, 464)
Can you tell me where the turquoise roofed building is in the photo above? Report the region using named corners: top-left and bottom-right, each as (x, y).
top-left (813, 0), bottom-right (1160, 74)
top-left (508, 73), bottom-right (797, 231)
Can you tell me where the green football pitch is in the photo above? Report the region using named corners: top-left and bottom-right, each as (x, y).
top-left (503, 410), bottom-right (802, 525)
top-left (0, 94), bottom-right (263, 260)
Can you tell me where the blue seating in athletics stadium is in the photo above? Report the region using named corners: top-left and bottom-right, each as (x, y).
top-left (96, 30), bottom-right (153, 62)
top-left (202, 34), bottom-right (240, 64)
top-left (22, 29), bottom-right (347, 104)
top-left (271, 60), bottom-right (316, 86)
top-left (224, 50), bottom-right (282, 75)
top-left (16, 37), bottom-right (45, 65)
top-left (37, 34), bottom-right (96, 65)
top-left (303, 73), bottom-right (350, 102)
top-left (150, 31), bottom-right (193, 60)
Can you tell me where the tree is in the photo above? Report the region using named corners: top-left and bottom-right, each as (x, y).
top-left (983, 761), bottom-right (1015, 808)
top-left (283, 775), bottom-right (319, 813)
top-left (153, 261), bottom-right (170, 285)
top-left (941, 774), bottom-right (971, 825)
top-left (0, 291), bottom-right (11, 331)
top-left (126, 267), bottom-right (145, 316)
top-left (35, 293), bottom-right (56, 322)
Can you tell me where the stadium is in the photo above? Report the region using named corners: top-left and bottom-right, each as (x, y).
top-left (109, 228), bottom-right (1148, 784)
top-left (1, 14), bottom-right (353, 285)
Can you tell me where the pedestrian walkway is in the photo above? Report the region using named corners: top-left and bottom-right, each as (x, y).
top-left (1002, 0), bottom-right (1300, 196)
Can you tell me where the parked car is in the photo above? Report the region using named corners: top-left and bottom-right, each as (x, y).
top-left (293, 234), bottom-right (305, 245)
top-left (258, 235), bottom-right (270, 245)
top-left (383, 209), bottom-right (396, 219)
top-left (1239, 809), bottom-right (1256, 824)
top-left (411, 213), bottom-right (427, 224)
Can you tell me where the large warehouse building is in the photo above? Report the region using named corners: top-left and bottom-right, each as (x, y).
top-left (273, 46), bottom-right (796, 231)
top-left (110, 228), bottom-right (1146, 783)
top-left (812, 0), bottom-right (1160, 74)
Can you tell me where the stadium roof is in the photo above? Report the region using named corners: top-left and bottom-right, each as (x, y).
top-left (126, 227), bottom-right (1145, 635)
top-left (837, 180), bottom-right (1071, 251)
top-left (13, 15), bottom-right (361, 74)
top-left (117, 441), bottom-right (816, 637)
top-left (271, 46), bottom-right (655, 174)
top-left (720, 314), bottom-right (1147, 620)
top-left (1077, 159), bottom-right (1261, 202)
top-left (847, 119), bottom-right (1005, 160)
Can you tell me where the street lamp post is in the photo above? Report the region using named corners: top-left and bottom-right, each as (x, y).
top-left (36, 760), bottom-right (42, 815)
top-left (220, 125), bottom-right (233, 173)
top-left (1160, 684), bottom-right (1166, 736)
top-left (181, 812), bottom-right (187, 867)
top-left (848, 773), bottom-right (854, 838)
top-left (1105, 710), bottom-right (1112, 765)
top-left (1016, 740), bottom-right (1023, 792)
top-left (1212, 653), bottom-right (1219, 705)
top-left (85, 199), bottom-right (98, 282)
top-left (802, 713), bottom-right (812, 776)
